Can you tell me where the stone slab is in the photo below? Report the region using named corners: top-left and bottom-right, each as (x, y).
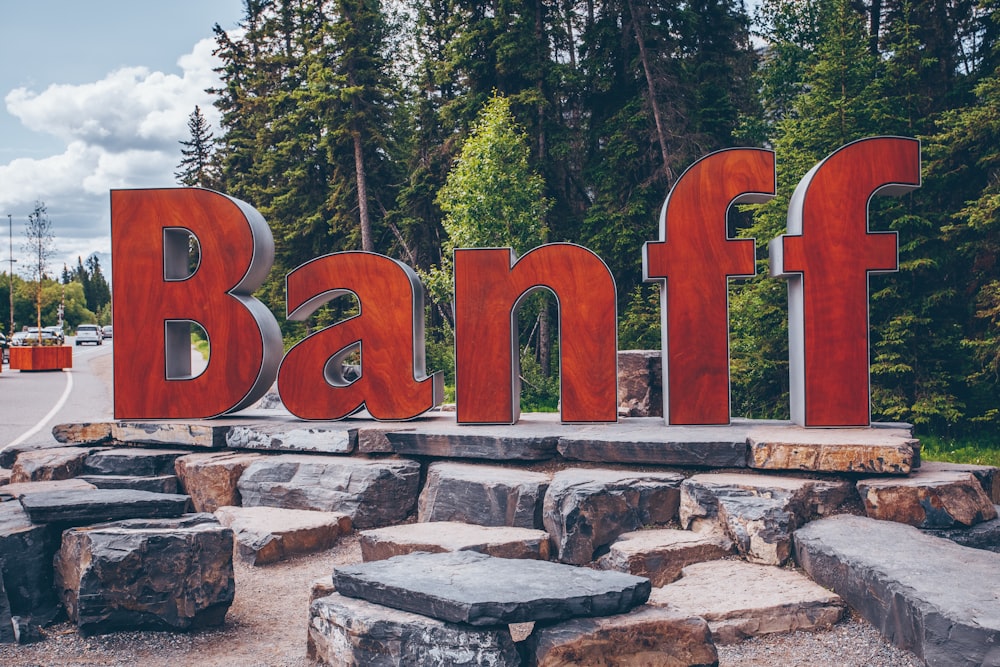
top-left (83, 448), bottom-right (189, 477)
top-left (111, 422), bottom-right (229, 448)
top-left (333, 551), bottom-right (651, 626)
top-left (917, 460), bottom-right (1000, 504)
top-left (55, 514), bottom-right (234, 634)
top-left (0, 441), bottom-right (75, 469)
top-left (649, 560), bottom-right (844, 644)
top-left (237, 454), bottom-right (420, 529)
top-left (924, 506), bottom-right (1000, 552)
top-left (544, 468), bottom-right (683, 565)
top-left (558, 420), bottom-right (750, 468)
top-left (747, 424), bottom-right (917, 474)
top-left (10, 446), bottom-right (103, 483)
top-left (418, 461), bottom-right (551, 528)
top-left (595, 527), bottom-right (734, 586)
top-left (0, 572), bottom-right (13, 643)
top-left (0, 502), bottom-right (59, 623)
top-left (382, 416), bottom-right (561, 461)
top-left (77, 474), bottom-right (179, 494)
top-left (225, 422), bottom-right (356, 454)
top-left (18, 489), bottom-right (191, 526)
top-left (359, 521), bottom-right (551, 562)
top-left (51, 422), bottom-right (114, 445)
top-left (794, 514), bottom-right (1000, 666)
top-left (174, 451), bottom-right (264, 513)
top-left (0, 478), bottom-right (97, 501)
top-left (309, 592), bottom-right (521, 666)
top-left (524, 605), bottom-right (717, 667)
top-left (857, 469), bottom-right (997, 528)
top-left (214, 505), bottom-right (351, 565)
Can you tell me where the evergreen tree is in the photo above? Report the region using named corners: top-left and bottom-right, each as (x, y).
top-left (175, 105), bottom-right (216, 187)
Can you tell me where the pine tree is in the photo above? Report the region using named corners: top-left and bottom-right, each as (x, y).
top-left (175, 106), bottom-right (216, 187)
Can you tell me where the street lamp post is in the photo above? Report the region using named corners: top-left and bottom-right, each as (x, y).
top-left (7, 214), bottom-right (16, 338)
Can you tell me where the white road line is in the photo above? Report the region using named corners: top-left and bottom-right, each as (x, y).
top-left (1, 369), bottom-right (74, 452)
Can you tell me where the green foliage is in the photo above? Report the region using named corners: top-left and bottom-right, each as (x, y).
top-left (518, 348), bottom-right (560, 412)
top-left (920, 433), bottom-right (1000, 467)
top-left (618, 285), bottom-right (661, 350)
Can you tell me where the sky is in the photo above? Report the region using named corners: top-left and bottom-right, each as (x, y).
top-left (0, 0), bottom-right (245, 283)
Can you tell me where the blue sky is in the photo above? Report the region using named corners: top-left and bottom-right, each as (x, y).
top-left (0, 0), bottom-right (244, 279)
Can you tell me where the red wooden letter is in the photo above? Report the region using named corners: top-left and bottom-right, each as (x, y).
top-left (770, 137), bottom-right (921, 426)
top-left (454, 243), bottom-right (618, 424)
top-left (278, 252), bottom-right (443, 420)
top-left (111, 188), bottom-right (283, 419)
top-left (643, 148), bottom-right (776, 424)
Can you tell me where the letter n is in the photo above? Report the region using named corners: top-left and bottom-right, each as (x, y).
top-left (454, 244), bottom-right (617, 424)
top-left (111, 188), bottom-right (283, 418)
top-left (643, 148), bottom-right (776, 424)
top-left (278, 252), bottom-right (443, 420)
top-left (769, 137), bottom-right (921, 426)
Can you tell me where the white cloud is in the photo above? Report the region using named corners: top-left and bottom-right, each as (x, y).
top-left (0, 36), bottom-right (225, 277)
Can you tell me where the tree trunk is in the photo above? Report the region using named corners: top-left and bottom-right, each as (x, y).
top-left (353, 126), bottom-right (373, 252)
top-left (625, 0), bottom-right (673, 185)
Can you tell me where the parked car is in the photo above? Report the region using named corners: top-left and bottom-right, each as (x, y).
top-left (0, 332), bottom-right (7, 363)
top-left (13, 328), bottom-right (59, 346)
top-left (75, 324), bottom-right (103, 346)
top-left (44, 325), bottom-right (66, 343)
top-left (102, 325), bottom-right (113, 339)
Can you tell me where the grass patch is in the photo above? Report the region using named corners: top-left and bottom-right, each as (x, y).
top-left (919, 433), bottom-right (1000, 467)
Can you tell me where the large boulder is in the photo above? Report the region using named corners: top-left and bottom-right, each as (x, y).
top-left (543, 468), bottom-right (683, 565)
top-left (417, 461), bottom-right (551, 528)
top-left (0, 502), bottom-right (59, 625)
top-left (237, 455), bottom-right (420, 529)
top-left (746, 424), bottom-right (917, 474)
top-left (857, 469), bottom-right (997, 529)
top-left (595, 527), bottom-right (734, 586)
top-left (174, 451), bottom-right (264, 512)
top-left (54, 514), bottom-right (235, 635)
top-left (9, 447), bottom-right (100, 483)
top-left (18, 488), bottom-right (190, 527)
top-left (83, 448), bottom-right (188, 477)
top-left (214, 505), bottom-right (351, 565)
top-left (616, 350), bottom-right (663, 418)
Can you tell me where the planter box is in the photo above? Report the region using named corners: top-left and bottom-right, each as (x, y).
top-left (10, 345), bottom-right (73, 371)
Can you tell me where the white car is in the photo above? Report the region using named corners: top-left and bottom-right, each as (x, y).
top-left (75, 324), bottom-right (103, 346)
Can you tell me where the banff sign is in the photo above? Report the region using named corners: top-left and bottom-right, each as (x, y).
top-left (111, 136), bottom-right (921, 428)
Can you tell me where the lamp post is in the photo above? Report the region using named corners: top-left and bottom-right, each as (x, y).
top-left (6, 214), bottom-right (15, 338)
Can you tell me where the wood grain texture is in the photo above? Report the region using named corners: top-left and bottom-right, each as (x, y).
top-left (9, 345), bottom-right (73, 370)
top-left (278, 252), bottom-right (443, 420)
top-left (644, 148), bottom-right (775, 424)
top-left (111, 188), bottom-right (282, 419)
top-left (772, 137), bottom-right (921, 426)
top-left (454, 244), bottom-right (618, 424)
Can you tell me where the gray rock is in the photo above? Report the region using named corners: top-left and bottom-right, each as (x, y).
top-left (857, 469), bottom-right (998, 529)
top-left (54, 514), bottom-right (235, 635)
top-left (226, 422), bottom-right (356, 454)
top-left (237, 455), bottom-right (420, 529)
top-left (0, 478), bottom-right (97, 502)
top-left (0, 502), bottom-right (59, 624)
top-left (214, 506), bottom-right (352, 565)
top-left (418, 462), bottom-right (550, 528)
top-left (333, 551), bottom-right (651, 626)
top-left (920, 460), bottom-right (1000, 503)
top-left (10, 447), bottom-right (101, 483)
top-left (595, 527), bottom-right (734, 586)
top-left (174, 451), bottom-right (264, 513)
top-left (543, 468), bottom-right (683, 565)
top-left (384, 419), bottom-right (560, 461)
top-left (747, 424), bottom-right (917, 474)
top-left (11, 616), bottom-right (44, 644)
top-left (359, 521), bottom-right (551, 561)
top-left (716, 495), bottom-right (796, 565)
top-left (0, 441), bottom-right (77, 469)
top-left (616, 350), bottom-right (663, 418)
top-left (18, 489), bottom-right (191, 526)
top-left (111, 422), bottom-right (229, 448)
top-left (77, 474), bottom-right (179, 494)
top-left (83, 448), bottom-right (189, 477)
top-left (309, 592), bottom-right (521, 666)
top-left (0, 564), bottom-right (13, 643)
top-left (558, 420), bottom-right (749, 468)
top-left (923, 506), bottom-right (1000, 552)
top-left (649, 560), bottom-right (844, 644)
top-left (524, 605), bottom-right (718, 667)
top-left (51, 422), bottom-right (114, 446)
top-left (794, 514), bottom-right (1000, 666)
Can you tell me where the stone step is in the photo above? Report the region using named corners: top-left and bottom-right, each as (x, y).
top-left (557, 421), bottom-right (750, 468)
top-left (10, 447), bottom-right (106, 483)
top-left (594, 527), bottom-right (734, 586)
top-left (857, 468), bottom-right (998, 528)
top-left (333, 550), bottom-right (650, 626)
top-left (54, 514), bottom-right (234, 634)
top-left (214, 505), bottom-right (351, 565)
top-left (174, 451), bottom-right (265, 513)
top-left (417, 461), bottom-right (551, 528)
top-left (543, 468), bottom-right (683, 565)
top-left (794, 514), bottom-right (1000, 666)
top-left (747, 423), bottom-right (917, 474)
top-left (523, 606), bottom-right (718, 667)
top-left (360, 521), bottom-right (551, 561)
top-left (649, 560), bottom-right (844, 644)
top-left (919, 460), bottom-right (1000, 503)
top-left (679, 472), bottom-right (853, 565)
top-left (237, 454), bottom-right (420, 529)
top-left (923, 506), bottom-right (1000, 552)
top-left (226, 422), bottom-right (355, 454)
top-left (0, 478), bottom-right (96, 502)
top-left (77, 474), bottom-right (179, 494)
top-left (111, 422), bottom-right (229, 448)
top-left (309, 592), bottom-right (521, 666)
top-left (83, 448), bottom-right (188, 477)
top-left (18, 488), bottom-right (191, 526)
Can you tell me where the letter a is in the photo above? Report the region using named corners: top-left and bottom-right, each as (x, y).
top-left (111, 188), bottom-right (283, 418)
top-left (643, 148), bottom-right (776, 424)
top-left (770, 137), bottom-right (921, 426)
top-left (278, 252), bottom-right (443, 420)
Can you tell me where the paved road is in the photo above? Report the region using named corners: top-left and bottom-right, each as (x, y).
top-left (0, 337), bottom-right (113, 452)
